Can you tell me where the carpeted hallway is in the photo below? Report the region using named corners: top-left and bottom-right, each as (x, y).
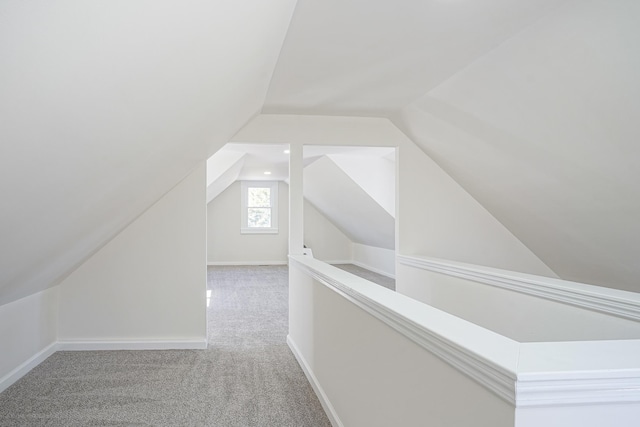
top-left (0, 266), bottom-right (331, 426)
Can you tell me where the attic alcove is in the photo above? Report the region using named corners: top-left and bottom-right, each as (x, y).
top-left (302, 145), bottom-right (396, 274)
top-left (205, 142), bottom-right (397, 277)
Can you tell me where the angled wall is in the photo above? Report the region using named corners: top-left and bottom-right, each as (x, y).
top-left (391, 0), bottom-right (640, 291)
top-left (304, 156), bottom-right (395, 250)
top-left (234, 114), bottom-right (553, 276)
top-left (0, 287), bottom-right (58, 392)
top-left (57, 164), bottom-right (207, 346)
top-left (0, 0), bottom-right (297, 307)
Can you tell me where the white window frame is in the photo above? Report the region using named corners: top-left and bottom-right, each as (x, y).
top-left (241, 181), bottom-right (279, 234)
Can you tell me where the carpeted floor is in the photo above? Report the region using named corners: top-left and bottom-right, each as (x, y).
top-left (0, 266), bottom-right (331, 427)
top-left (332, 264), bottom-right (395, 291)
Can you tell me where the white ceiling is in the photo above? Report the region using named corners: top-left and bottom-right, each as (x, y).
top-left (391, 0), bottom-right (640, 290)
top-left (2, 0), bottom-right (639, 305)
top-left (215, 143), bottom-right (291, 181)
top-left (264, 0), bottom-right (564, 116)
top-left (0, 0), bottom-right (297, 305)
top-left (261, 0), bottom-right (640, 291)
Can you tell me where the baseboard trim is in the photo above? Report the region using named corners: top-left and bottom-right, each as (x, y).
top-left (352, 260), bottom-right (396, 279)
top-left (57, 339), bottom-right (208, 351)
top-left (207, 261), bottom-right (287, 266)
top-left (0, 342), bottom-right (58, 393)
top-left (323, 259), bottom-right (354, 265)
top-left (287, 335), bottom-right (344, 427)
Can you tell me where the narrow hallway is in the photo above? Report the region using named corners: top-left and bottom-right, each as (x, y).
top-left (0, 266), bottom-right (330, 426)
top-left (205, 265), bottom-right (330, 426)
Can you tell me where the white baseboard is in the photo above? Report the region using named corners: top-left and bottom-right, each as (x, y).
top-left (207, 261), bottom-right (287, 266)
top-left (352, 260), bottom-right (396, 279)
top-left (0, 342), bottom-right (58, 393)
top-left (287, 335), bottom-right (343, 427)
top-left (323, 259), bottom-right (354, 265)
top-left (57, 339), bottom-right (208, 351)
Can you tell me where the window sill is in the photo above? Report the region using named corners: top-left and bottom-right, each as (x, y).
top-left (241, 228), bottom-right (279, 235)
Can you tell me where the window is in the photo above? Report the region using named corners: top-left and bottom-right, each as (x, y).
top-left (241, 181), bottom-right (278, 234)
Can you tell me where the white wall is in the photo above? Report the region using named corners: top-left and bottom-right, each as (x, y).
top-left (288, 262), bottom-right (514, 427)
top-left (207, 180), bottom-right (353, 264)
top-left (393, 0), bottom-right (640, 292)
top-left (58, 163), bottom-right (207, 346)
top-left (304, 156), bottom-right (395, 250)
top-left (0, 0), bottom-right (298, 307)
top-left (207, 181), bottom-right (289, 265)
top-left (234, 115), bottom-right (554, 276)
top-left (397, 263), bottom-right (640, 342)
top-left (328, 153), bottom-right (395, 217)
top-left (352, 243), bottom-right (395, 278)
top-left (0, 287), bottom-right (58, 392)
top-left (397, 137), bottom-right (556, 276)
top-left (304, 200), bottom-right (353, 263)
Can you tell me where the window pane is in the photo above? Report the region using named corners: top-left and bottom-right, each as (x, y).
top-left (248, 187), bottom-right (271, 207)
top-left (247, 208), bottom-right (271, 227)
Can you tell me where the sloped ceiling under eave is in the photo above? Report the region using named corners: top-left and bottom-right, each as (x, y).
top-left (304, 156), bottom-right (395, 250)
top-left (263, 0), bottom-right (563, 116)
top-left (0, 0), bottom-right (297, 305)
top-left (392, 0), bottom-right (640, 291)
top-left (262, 0), bottom-right (640, 292)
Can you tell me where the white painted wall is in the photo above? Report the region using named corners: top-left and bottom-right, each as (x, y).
top-left (392, 1), bottom-right (640, 292)
top-left (58, 164), bottom-right (207, 345)
top-left (397, 137), bottom-right (556, 276)
top-left (328, 153), bottom-right (396, 217)
top-left (206, 151), bottom-right (245, 203)
top-left (288, 262), bottom-right (514, 427)
top-left (352, 243), bottom-right (395, 278)
top-left (235, 114), bottom-right (553, 276)
top-left (304, 200), bottom-right (353, 263)
top-left (0, 287), bottom-right (58, 392)
top-left (0, 0), bottom-right (298, 307)
top-left (232, 115), bottom-right (406, 148)
top-left (304, 156), bottom-right (395, 250)
top-left (207, 180), bottom-right (352, 264)
top-left (207, 181), bottom-right (289, 265)
top-left (397, 263), bottom-right (640, 342)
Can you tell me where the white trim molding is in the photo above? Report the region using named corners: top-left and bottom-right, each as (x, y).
top-left (57, 339), bottom-right (208, 351)
top-left (287, 335), bottom-right (344, 427)
top-left (1, 340), bottom-right (208, 393)
top-left (0, 342), bottom-right (59, 393)
top-left (516, 371), bottom-right (640, 407)
top-left (397, 254), bottom-right (640, 321)
top-left (207, 261), bottom-right (287, 266)
top-left (352, 260), bottom-right (396, 279)
top-left (240, 180), bottom-right (279, 234)
top-left (290, 255), bottom-right (640, 409)
top-left (290, 255), bottom-right (519, 404)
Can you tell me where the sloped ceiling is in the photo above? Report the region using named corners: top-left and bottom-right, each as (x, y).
top-left (304, 156), bottom-right (395, 249)
top-left (3, 0), bottom-right (639, 301)
top-left (0, 0), bottom-right (297, 305)
top-left (262, 0), bottom-right (640, 291)
top-left (327, 152), bottom-right (395, 217)
top-left (393, 0), bottom-right (640, 290)
top-left (264, 0), bottom-right (563, 116)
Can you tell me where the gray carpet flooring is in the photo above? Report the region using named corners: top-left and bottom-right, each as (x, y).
top-left (331, 264), bottom-right (395, 291)
top-left (0, 266), bottom-right (331, 427)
